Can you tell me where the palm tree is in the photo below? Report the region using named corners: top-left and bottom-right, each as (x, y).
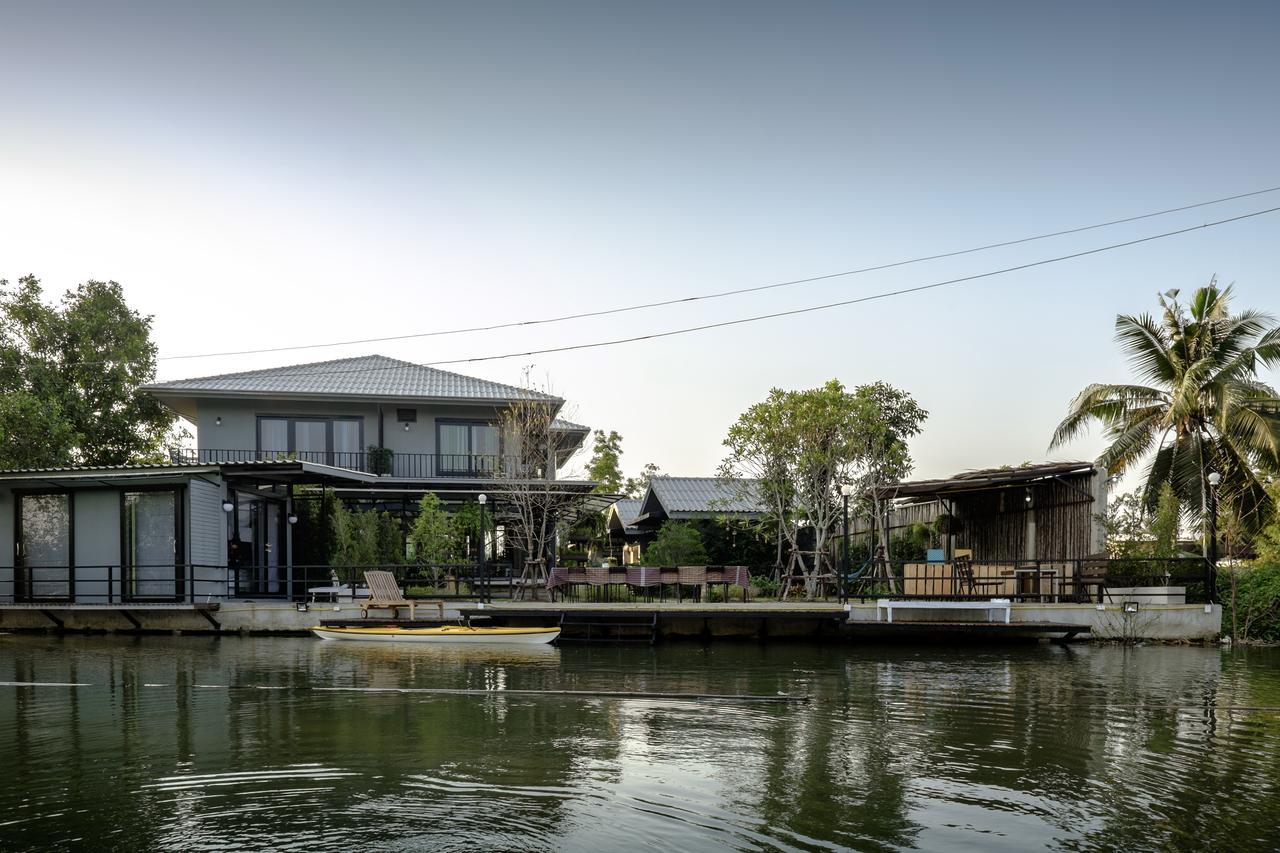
top-left (1050, 281), bottom-right (1280, 533)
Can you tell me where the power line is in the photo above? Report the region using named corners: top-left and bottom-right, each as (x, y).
top-left (125, 203), bottom-right (1279, 381)
top-left (418, 205), bottom-right (1280, 366)
top-left (157, 183), bottom-right (1280, 362)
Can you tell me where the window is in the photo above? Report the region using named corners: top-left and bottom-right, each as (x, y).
top-left (123, 490), bottom-right (181, 600)
top-left (437, 421), bottom-right (501, 474)
top-left (256, 416), bottom-right (363, 466)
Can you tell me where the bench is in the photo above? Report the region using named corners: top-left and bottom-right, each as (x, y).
top-left (877, 598), bottom-right (1012, 624)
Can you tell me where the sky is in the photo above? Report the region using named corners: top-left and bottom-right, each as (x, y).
top-left (2, 0), bottom-right (1278, 485)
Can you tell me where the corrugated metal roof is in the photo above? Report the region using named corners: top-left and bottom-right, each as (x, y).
top-left (609, 499), bottom-right (643, 526)
top-left (648, 477), bottom-right (767, 514)
top-left (143, 355), bottom-right (562, 403)
top-left (0, 461), bottom-right (218, 476)
top-left (892, 461), bottom-right (1097, 498)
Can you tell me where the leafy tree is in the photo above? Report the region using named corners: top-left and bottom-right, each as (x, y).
top-left (851, 381), bottom-right (928, 561)
top-left (332, 502), bottom-right (403, 566)
top-left (0, 275), bottom-right (175, 468)
top-left (721, 379), bottom-right (926, 595)
top-left (1148, 482), bottom-right (1181, 559)
top-left (642, 521), bottom-right (708, 567)
top-left (1050, 281), bottom-right (1280, 534)
top-left (624, 461), bottom-right (662, 498)
top-left (408, 493), bottom-right (460, 563)
top-left (586, 429), bottom-right (625, 493)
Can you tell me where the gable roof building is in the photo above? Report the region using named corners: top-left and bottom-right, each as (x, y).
top-left (632, 477), bottom-right (767, 530)
top-left (143, 354), bottom-right (563, 408)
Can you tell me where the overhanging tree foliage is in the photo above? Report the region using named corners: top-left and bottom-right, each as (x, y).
top-left (586, 429), bottom-right (625, 494)
top-left (0, 275), bottom-right (174, 468)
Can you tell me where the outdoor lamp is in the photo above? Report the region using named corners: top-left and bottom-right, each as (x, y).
top-left (215, 416), bottom-right (222, 426)
top-left (287, 513), bottom-right (298, 525)
top-left (478, 493), bottom-right (487, 505)
top-left (403, 422), bottom-right (410, 431)
top-left (1208, 471), bottom-right (1222, 487)
top-left (221, 500), bottom-right (234, 513)
top-left (840, 484), bottom-right (854, 497)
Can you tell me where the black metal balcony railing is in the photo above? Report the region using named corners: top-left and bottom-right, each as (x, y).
top-left (168, 448), bottom-right (545, 479)
top-left (0, 563), bottom-right (512, 605)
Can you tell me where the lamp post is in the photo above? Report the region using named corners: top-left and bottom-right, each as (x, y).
top-left (1207, 471), bottom-right (1220, 602)
top-left (840, 484), bottom-right (853, 603)
top-left (477, 494), bottom-right (488, 603)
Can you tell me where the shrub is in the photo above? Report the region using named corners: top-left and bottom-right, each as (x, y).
top-left (751, 574), bottom-right (779, 598)
top-left (643, 521), bottom-right (709, 567)
top-left (1220, 562), bottom-right (1280, 643)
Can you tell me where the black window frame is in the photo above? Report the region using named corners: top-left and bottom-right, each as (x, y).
top-left (256, 414), bottom-right (365, 467)
top-left (119, 485), bottom-right (186, 603)
top-left (13, 489), bottom-right (75, 604)
top-left (435, 419), bottom-right (502, 475)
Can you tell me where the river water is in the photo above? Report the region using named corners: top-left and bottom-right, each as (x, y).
top-left (1, 635), bottom-right (1278, 851)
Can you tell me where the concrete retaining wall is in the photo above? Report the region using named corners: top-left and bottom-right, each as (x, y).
top-left (843, 602), bottom-right (1222, 641)
top-left (0, 600), bottom-right (1222, 641)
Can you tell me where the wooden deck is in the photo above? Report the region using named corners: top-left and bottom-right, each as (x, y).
top-left (0, 602), bottom-right (221, 630)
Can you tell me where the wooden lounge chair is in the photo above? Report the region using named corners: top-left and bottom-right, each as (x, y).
top-left (953, 556), bottom-right (1005, 598)
top-left (361, 570), bottom-right (443, 621)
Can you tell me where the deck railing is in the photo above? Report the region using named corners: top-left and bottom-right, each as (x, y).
top-left (837, 557), bottom-right (1214, 604)
top-left (0, 558), bottom-right (1217, 606)
top-left (0, 562), bottom-right (513, 605)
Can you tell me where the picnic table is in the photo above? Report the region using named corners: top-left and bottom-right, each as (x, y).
top-left (547, 565), bottom-right (750, 602)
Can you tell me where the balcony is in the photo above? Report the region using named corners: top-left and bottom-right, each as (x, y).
top-left (168, 448), bottom-right (548, 479)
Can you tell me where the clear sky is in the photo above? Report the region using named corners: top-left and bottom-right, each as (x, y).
top-left (2, 1), bottom-right (1278, 484)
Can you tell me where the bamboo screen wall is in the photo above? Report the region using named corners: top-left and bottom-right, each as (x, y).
top-left (855, 472), bottom-right (1098, 562)
top-left (951, 473), bottom-right (1096, 561)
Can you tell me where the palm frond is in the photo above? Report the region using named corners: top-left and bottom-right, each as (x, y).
top-left (1115, 313), bottom-right (1177, 385)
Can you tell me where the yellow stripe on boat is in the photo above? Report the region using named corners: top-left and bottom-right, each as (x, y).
top-left (311, 625), bottom-right (561, 644)
top-left (316, 626), bottom-right (558, 636)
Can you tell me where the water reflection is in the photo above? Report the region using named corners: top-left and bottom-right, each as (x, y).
top-left (1, 636), bottom-right (1279, 851)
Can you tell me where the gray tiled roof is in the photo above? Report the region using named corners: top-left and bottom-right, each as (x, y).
top-left (143, 355), bottom-right (562, 403)
top-left (649, 477), bottom-right (767, 514)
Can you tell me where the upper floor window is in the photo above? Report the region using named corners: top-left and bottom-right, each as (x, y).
top-left (258, 416), bottom-right (363, 467)
top-left (437, 421), bottom-right (500, 474)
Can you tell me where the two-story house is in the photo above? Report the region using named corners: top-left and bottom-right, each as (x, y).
top-left (0, 355), bottom-right (592, 605)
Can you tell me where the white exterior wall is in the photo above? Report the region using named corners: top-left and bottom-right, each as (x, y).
top-left (73, 490), bottom-right (119, 601)
top-left (188, 476), bottom-right (228, 599)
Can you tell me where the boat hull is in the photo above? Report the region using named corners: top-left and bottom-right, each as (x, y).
top-left (312, 625), bottom-right (560, 645)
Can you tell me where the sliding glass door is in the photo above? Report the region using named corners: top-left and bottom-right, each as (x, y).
top-left (16, 493), bottom-right (72, 601)
top-left (122, 490), bottom-right (182, 601)
top-left (257, 416), bottom-right (363, 468)
top-left (230, 493), bottom-right (286, 596)
top-left (437, 422), bottom-right (501, 475)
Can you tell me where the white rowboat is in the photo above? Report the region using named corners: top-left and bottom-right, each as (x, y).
top-left (312, 625), bottom-right (560, 645)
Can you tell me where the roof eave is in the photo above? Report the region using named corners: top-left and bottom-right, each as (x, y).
top-left (143, 387), bottom-right (565, 408)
